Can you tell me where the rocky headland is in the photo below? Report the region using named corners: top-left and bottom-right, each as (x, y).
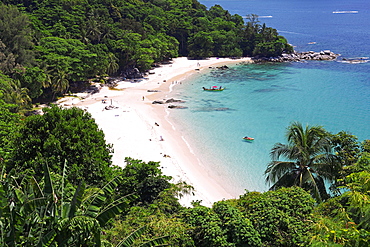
top-left (253, 50), bottom-right (340, 63)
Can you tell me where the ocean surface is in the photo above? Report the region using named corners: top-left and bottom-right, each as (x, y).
top-left (167, 0), bottom-right (370, 196)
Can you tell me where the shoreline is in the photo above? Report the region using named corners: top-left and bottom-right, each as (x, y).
top-left (58, 57), bottom-right (252, 207)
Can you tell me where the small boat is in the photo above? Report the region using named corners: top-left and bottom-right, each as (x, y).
top-left (203, 86), bottom-right (224, 91)
top-left (333, 10), bottom-right (358, 14)
top-left (243, 136), bottom-right (254, 141)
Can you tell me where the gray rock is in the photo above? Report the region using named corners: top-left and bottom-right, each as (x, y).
top-left (165, 98), bottom-right (185, 103)
top-left (254, 50), bottom-right (340, 63)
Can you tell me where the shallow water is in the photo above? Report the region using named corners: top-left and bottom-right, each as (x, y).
top-left (168, 0), bottom-right (370, 195)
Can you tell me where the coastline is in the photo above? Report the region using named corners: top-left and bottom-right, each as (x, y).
top-left (58, 57), bottom-right (252, 207)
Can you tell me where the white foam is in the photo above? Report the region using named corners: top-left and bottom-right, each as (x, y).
top-left (338, 60), bottom-right (368, 64)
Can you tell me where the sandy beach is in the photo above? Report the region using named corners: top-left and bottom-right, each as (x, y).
top-left (58, 57), bottom-right (252, 207)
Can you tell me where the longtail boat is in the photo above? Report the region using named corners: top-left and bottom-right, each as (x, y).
top-left (202, 86), bottom-right (224, 91)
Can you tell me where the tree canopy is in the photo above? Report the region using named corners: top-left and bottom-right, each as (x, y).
top-left (0, 0), bottom-right (292, 103)
top-left (2, 0), bottom-right (370, 246)
top-left (1, 108), bottom-right (369, 245)
top-left (7, 105), bottom-right (113, 186)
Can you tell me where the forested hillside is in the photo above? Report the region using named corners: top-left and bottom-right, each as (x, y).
top-left (0, 0), bottom-right (292, 107)
top-left (1, 0), bottom-right (370, 246)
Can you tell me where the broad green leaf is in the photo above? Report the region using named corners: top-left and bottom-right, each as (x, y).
top-left (69, 182), bottom-right (85, 218)
top-left (116, 226), bottom-right (147, 247)
top-left (43, 163), bottom-right (54, 196)
top-left (96, 200), bottom-right (128, 227)
top-left (37, 229), bottom-right (56, 247)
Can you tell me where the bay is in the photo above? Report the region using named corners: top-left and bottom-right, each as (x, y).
top-left (168, 0), bottom-right (370, 195)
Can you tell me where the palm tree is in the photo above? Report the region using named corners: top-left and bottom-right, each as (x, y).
top-left (51, 69), bottom-right (69, 94)
top-left (264, 122), bottom-right (339, 202)
top-left (106, 52), bottom-right (119, 75)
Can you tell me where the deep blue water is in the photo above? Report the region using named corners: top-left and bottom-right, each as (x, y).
top-left (168, 0), bottom-right (370, 195)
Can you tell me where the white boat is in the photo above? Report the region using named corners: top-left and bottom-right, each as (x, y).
top-left (333, 11), bottom-right (358, 14)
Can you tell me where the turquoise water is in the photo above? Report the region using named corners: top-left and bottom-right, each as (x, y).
top-left (168, 0), bottom-right (370, 195)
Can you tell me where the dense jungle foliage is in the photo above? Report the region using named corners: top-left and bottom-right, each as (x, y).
top-left (1, 103), bottom-right (370, 246)
top-left (1, 0), bottom-right (370, 246)
top-left (0, 0), bottom-right (292, 108)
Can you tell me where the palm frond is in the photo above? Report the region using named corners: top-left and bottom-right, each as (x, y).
top-left (116, 226), bottom-right (147, 247)
top-left (270, 143), bottom-right (290, 160)
top-left (85, 191), bottom-right (105, 218)
top-left (36, 229), bottom-right (56, 247)
top-left (287, 122), bottom-right (306, 153)
top-left (84, 176), bottom-right (125, 218)
top-left (265, 122), bottom-right (335, 201)
top-left (96, 195), bottom-right (133, 227)
top-left (58, 216), bottom-right (101, 247)
top-left (21, 197), bottom-right (48, 215)
top-left (265, 161), bottom-right (295, 184)
top-left (302, 170), bottom-right (325, 203)
top-left (140, 236), bottom-right (170, 247)
top-left (269, 172), bottom-right (297, 191)
top-left (311, 153), bottom-right (341, 181)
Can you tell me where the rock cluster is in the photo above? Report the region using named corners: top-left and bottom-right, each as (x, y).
top-left (121, 67), bottom-right (143, 79)
top-left (152, 98), bottom-right (187, 109)
top-left (254, 50), bottom-right (340, 63)
top-left (152, 98), bottom-right (185, 104)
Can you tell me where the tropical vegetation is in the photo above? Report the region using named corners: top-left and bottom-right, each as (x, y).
top-left (0, 95), bottom-right (369, 246)
top-left (264, 122), bottom-right (340, 202)
top-left (0, 0), bottom-right (292, 108)
top-left (1, 0), bottom-right (370, 246)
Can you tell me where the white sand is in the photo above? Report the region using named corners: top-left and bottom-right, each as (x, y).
top-left (58, 57), bottom-right (252, 207)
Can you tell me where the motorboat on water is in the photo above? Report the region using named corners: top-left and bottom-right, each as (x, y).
top-left (203, 86), bottom-right (224, 91)
top-left (332, 10), bottom-right (358, 14)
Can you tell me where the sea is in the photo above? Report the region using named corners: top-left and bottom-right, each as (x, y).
top-left (167, 0), bottom-right (370, 196)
